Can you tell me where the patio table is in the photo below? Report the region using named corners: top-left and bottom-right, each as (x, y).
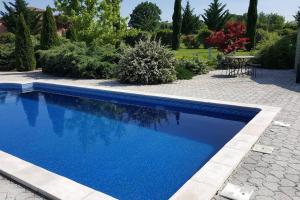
top-left (225, 55), bottom-right (255, 76)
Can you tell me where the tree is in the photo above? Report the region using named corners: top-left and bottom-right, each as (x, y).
top-left (40, 6), bottom-right (58, 50)
top-left (246, 0), bottom-right (258, 50)
top-left (15, 13), bottom-right (36, 71)
top-left (257, 12), bottom-right (285, 31)
top-left (201, 0), bottom-right (230, 31)
top-left (55, 0), bottom-right (126, 45)
top-left (294, 7), bottom-right (300, 27)
top-left (66, 24), bottom-right (78, 41)
top-left (181, 1), bottom-right (202, 35)
top-left (0, 0), bottom-right (41, 34)
top-left (206, 22), bottom-right (249, 54)
top-left (172, 0), bottom-right (182, 50)
top-left (129, 2), bottom-right (161, 32)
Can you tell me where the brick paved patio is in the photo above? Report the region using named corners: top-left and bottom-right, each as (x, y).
top-left (0, 69), bottom-right (300, 200)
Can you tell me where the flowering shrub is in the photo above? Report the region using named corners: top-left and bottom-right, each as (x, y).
top-left (118, 39), bottom-right (177, 84)
top-left (206, 22), bottom-right (249, 54)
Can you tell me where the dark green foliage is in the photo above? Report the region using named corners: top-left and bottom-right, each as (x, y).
top-left (118, 39), bottom-right (177, 84)
top-left (15, 13), bottom-right (36, 71)
top-left (40, 6), bottom-right (58, 50)
top-left (38, 42), bottom-right (118, 79)
top-left (155, 29), bottom-right (173, 47)
top-left (176, 57), bottom-right (208, 79)
top-left (66, 24), bottom-right (78, 41)
top-left (177, 57), bottom-right (208, 74)
top-left (172, 0), bottom-right (182, 50)
top-left (129, 2), bottom-right (161, 32)
top-left (197, 27), bottom-right (212, 48)
top-left (182, 35), bottom-right (200, 49)
top-left (0, 0), bottom-right (42, 34)
top-left (295, 7), bottom-right (300, 27)
top-left (201, 0), bottom-right (229, 31)
top-left (160, 21), bottom-right (172, 30)
top-left (257, 32), bottom-right (297, 69)
top-left (175, 65), bottom-right (194, 80)
top-left (0, 32), bottom-right (15, 44)
top-left (181, 1), bottom-right (202, 35)
top-left (246, 0), bottom-right (258, 50)
top-left (0, 33), bottom-right (15, 71)
top-left (123, 30), bottom-right (151, 47)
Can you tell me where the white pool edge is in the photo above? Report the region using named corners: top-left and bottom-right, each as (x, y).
top-left (0, 81), bottom-right (281, 200)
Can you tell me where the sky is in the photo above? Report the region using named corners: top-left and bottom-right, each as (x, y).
top-left (0, 0), bottom-right (299, 22)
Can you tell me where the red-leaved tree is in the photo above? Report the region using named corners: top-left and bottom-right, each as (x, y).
top-left (205, 21), bottom-right (250, 54)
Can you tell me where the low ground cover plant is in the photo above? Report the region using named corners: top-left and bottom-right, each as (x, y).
top-left (38, 41), bottom-right (119, 79)
top-left (176, 57), bottom-right (209, 80)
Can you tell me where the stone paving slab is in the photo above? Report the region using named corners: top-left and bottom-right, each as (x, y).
top-left (0, 69), bottom-right (299, 200)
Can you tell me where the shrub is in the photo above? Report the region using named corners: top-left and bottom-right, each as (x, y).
top-left (123, 29), bottom-right (151, 47)
top-left (176, 57), bottom-right (208, 75)
top-left (257, 32), bottom-right (297, 69)
top-left (0, 44), bottom-right (15, 71)
top-left (175, 65), bottom-right (194, 80)
top-left (182, 35), bottom-right (200, 49)
top-left (38, 41), bottom-right (118, 79)
top-left (255, 29), bottom-right (279, 45)
top-left (0, 33), bottom-right (15, 71)
top-left (197, 28), bottom-right (212, 48)
top-left (0, 33), bottom-right (15, 44)
top-left (155, 29), bottom-right (173, 47)
top-left (118, 39), bottom-right (177, 84)
top-left (15, 13), bottom-right (36, 71)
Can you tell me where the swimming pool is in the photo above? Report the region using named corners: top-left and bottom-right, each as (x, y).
top-left (0, 82), bottom-right (279, 200)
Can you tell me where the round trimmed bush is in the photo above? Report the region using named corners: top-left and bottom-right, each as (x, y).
top-left (118, 39), bottom-right (177, 84)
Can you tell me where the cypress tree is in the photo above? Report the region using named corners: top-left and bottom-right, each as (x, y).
top-left (15, 13), bottom-right (36, 71)
top-left (172, 0), bottom-right (182, 50)
top-left (246, 0), bottom-right (258, 50)
top-left (201, 0), bottom-right (229, 31)
top-left (66, 24), bottom-right (78, 41)
top-left (40, 6), bottom-right (58, 50)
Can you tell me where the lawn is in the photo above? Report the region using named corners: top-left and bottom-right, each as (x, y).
top-left (175, 47), bottom-right (258, 61)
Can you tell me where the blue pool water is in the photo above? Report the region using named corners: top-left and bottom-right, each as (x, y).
top-left (0, 88), bottom-right (256, 199)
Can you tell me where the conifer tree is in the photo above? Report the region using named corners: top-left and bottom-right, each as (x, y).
top-left (201, 0), bottom-right (229, 31)
top-left (40, 6), bottom-right (58, 50)
top-left (0, 0), bottom-right (41, 34)
top-left (181, 1), bottom-right (201, 35)
top-left (246, 0), bottom-right (258, 50)
top-left (15, 13), bottom-right (36, 71)
top-left (172, 0), bottom-right (182, 50)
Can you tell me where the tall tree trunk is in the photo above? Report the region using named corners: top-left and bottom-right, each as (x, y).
top-left (246, 0), bottom-right (258, 51)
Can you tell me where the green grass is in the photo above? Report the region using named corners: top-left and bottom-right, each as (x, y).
top-left (175, 47), bottom-right (258, 61)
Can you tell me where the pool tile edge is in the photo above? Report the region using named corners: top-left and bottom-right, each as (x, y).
top-left (170, 106), bottom-right (280, 200)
